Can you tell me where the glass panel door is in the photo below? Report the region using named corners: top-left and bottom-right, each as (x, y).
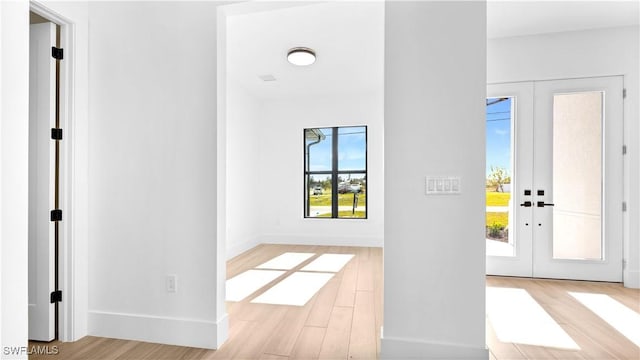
top-left (533, 76), bottom-right (623, 282)
top-left (486, 82), bottom-right (534, 277)
top-left (486, 97), bottom-right (514, 256)
top-left (487, 77), bottom-right (623, 283)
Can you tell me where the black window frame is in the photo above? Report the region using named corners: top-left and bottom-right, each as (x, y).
top-left (304, 125), bottom-right (368, 219)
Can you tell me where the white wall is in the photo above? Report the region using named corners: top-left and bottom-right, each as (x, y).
top-left (226, 82), bottom-right (262, 258)
top-left (254, 94), bottom-right (384, 247)
top-left (382, 2), bottom-right (487, 358)
top-left (488, 26), bottom-right (640, 288)
top-left (0, 1), bottom-right (30, 358)
top-left (87, 1), bottom-right (227, 348)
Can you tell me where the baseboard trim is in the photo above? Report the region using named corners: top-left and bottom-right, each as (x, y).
top-left (88, 310), bottom-right (228, 349)
top-left (227, 239), bottom-right (259, 260)
top-left (258, 234), bottom-right (383, 248)
top-left (381, 336), bottom-right (489, 359)
top-left (624, 270), bottom-right (640, 289)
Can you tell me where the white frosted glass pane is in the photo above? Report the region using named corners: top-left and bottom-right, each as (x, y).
top-left (553, 212), bottom-right (601, 259)
top-left (552, 92), bottom-right (602, 260)
top-left (226, 270), bottom-right (285, 302)
top-left (255, 252), bottom-right (315, 270)
top-left (301, 254), bottom-right (354, 272)
top-left (251, 272), bottom-right (334, 306)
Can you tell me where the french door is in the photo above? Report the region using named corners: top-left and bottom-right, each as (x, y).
top-left (486, 76), bottom-right (623, 282)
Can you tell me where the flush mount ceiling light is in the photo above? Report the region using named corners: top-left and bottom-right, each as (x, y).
top-left (287, 47), bottom-right (316, 66)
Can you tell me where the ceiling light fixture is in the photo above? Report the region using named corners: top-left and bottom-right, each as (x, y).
top-left (287, 47), bottom-right (316, 66)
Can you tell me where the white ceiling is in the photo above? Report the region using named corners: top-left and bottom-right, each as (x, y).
top-left (226, 1), bottom-right (384, 100)
top-left (226, 1), bottom-right (639, 100)
top-left (487, 1), bottom-right (639, 39)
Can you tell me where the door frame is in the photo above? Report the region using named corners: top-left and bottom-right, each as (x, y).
top-left (30, 1), bottom-right (79, 342)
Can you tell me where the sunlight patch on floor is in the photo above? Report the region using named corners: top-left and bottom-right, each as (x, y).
top-left (226, 270), bottom-right (285, 302)
top-left (301, 253), bottom-right (354, 272)
top-left (487, 287), bottom-right (580, 350)
top-left (251, 272), bottom-right (334, 306)
top-left (255, 252), bottom-right (316, 270)
top-left (569, 292), bottom-right (640, 347)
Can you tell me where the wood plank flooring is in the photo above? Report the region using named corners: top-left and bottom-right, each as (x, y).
top-left (30, 245), bottom-right (382, 360)
top-left (486, 276), bottom-right (640, 360)
top-left (28, 244), bottom-right (639, 359)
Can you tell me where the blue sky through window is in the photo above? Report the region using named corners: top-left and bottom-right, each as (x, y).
top-left (486, 98), bottom-right (512, 178)
top-left (308, 126), bottom-right (366, 172)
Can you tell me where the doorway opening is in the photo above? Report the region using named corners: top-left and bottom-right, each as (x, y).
top-left (28, 1), bottom-right (76, 342)
top-left (217, 0), bottom-right (384, 352)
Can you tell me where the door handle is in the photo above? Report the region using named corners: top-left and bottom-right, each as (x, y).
top-left (520, 201), bottom-right (532, 207)
top-left (537, 201), bottom-right (555, 207)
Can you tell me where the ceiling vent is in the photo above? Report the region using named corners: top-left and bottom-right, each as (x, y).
top-left (258, 74), bottom-right (277, 82)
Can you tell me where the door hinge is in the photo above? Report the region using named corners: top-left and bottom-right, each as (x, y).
top-left (622, 202), bottom-right (627, 212)
top-left (50, 290), bottom-right (62, 304)
top-left (623, 145), bottom-right (627, 155)
top-left (622, 88), bottom-right (626, 99)
top-left (623, 259), bottom-right (627, 270)
top-left (51, 47), bottom-right (63, 60)
top-left (51, 128), bottom-right (63, 140)
top-left (50, 209), bottom-right (62, 222)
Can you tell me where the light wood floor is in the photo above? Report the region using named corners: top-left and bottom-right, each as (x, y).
top-left (29, 244), bottom-right (639, 359)
top-left (30, 244), bottom-right (383, 360)
top-left (486, 276), bottom-right (640, 360)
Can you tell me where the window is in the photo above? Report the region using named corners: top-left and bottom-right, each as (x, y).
top-left (304, 126), bottom-right (367, 219)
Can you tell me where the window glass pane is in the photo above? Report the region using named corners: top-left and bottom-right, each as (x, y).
top-left (306, 174), bottom-right (332, 218)
top-left (306, 128), bottom-right (332, 172)
top-left (338, 126), bottom-right (366, 171)
top-left (305, 126), bottom-right (367, 219)
top-left (337, 173), bottom-right (366, 219)
top-left (485, 97), bottom-right (514, 257)
top-left (552, 92), bottom-right (602, 260)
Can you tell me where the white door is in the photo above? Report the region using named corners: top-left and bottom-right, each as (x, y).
top-left (532, 76), bottom-right (623, 282)
top-left (486, 76), bottom-right (624, 282)
top-left (28, 22), bottom-right (57, 341)
top-left (486, 82), bottom-right (534, 277)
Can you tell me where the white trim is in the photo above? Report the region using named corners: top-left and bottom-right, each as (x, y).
top-left (381, 336), bottom-right (489, 359)
top-left (624, 269), bottom-right (640, 288)
top-left (88, 311), bottom-right (227, 349)
top-left (226, 238), bottom-right (260, 260)
top-left (215, 313), bottom-right (229, 349)
top-left (215, 3), bottom-right (234, 348)
top-left (258, 233), bottom-right (383, 248)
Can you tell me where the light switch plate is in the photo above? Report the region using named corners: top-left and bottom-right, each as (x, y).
top-left (426, 176), bottom-right (461, 195)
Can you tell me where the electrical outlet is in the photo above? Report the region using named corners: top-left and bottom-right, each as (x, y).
top-left (167, 275), bottom-right (177, 293)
